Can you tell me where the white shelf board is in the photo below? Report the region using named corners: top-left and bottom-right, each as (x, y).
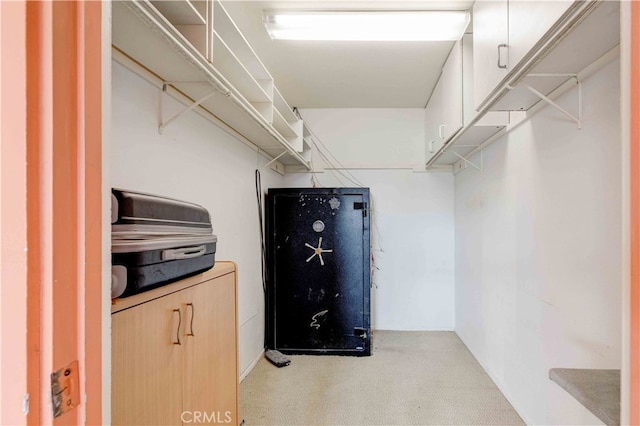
top-left (432, 124), bottom-right (504, 166)
top-left (150, 0), bottom-right (206, 25)
top-left (251, 102), bottom-right (273, 124)
top-left (113, 1), bottom-right (211, 84)
top-left (492, 75), bottom-right (569, 111)
top-left (272, 108), bottom-right (298, 139)
top-left (112, 0), bottom-right (310, 169)
top-left (175, 24), bottom-right (207, 58)
top-left (169, 79), bottom-right (302, 165)
top-left (273, 87), bottom-right (299, 124)
top-left (212, 1), bottom-right (272, 82)
top-left (272, 87), bottom-right (303, 152)
top-left (211, 32), bottom-right (272, 104)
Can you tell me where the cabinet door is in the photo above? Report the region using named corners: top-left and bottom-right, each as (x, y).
top-left (439, 39), bottom-right (463, 142)
top-left (425, 39), bottom-right (462, 163)
top-left (182, 274), bottom-right (238, 424)
top-left (472, 0), bottom-right (508, 110)
top-left (462, 33), bottom-right (475, 126)
top-left (112, 291), bottom-right (184, 426)
top-left (424, 79), bottom-right (443, 164)
top-left (508, 0), bottom-right (574, 70)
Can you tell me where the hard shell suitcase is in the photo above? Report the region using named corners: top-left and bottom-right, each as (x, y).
top-left (111, 188), bottom-right (212, 237)
top-left (110, 188), bottom-right (216, 298)
top-left (111, 235), bottom-right (217, 298)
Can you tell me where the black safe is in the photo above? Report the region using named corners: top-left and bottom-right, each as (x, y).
top-left (266, 187), bottom-right (371, 356)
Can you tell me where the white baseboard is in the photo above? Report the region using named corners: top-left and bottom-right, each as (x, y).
top-left (240, 349), bottom-right (265, 383)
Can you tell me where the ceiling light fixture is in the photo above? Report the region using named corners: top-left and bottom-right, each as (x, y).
top-left (262, 10), bottom-right (470, 41)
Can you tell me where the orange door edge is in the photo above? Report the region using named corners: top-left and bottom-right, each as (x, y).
top-left (630, 1), bottom-right (640, 424)
top-left (25, 1), bottom-right (102, 424)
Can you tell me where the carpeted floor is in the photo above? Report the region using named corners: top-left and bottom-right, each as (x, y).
top-left (240, 331), bottom-right (525, 425)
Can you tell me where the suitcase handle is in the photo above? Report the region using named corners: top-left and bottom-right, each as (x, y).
top-left (161, 245), bottom-right (207, 261)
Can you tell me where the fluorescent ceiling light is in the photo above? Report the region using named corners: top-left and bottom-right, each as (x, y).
top-left (263, 10), bottom-right (470, 41)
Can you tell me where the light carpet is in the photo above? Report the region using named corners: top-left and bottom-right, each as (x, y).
top-left (240, 331), bottom-right (525, 425)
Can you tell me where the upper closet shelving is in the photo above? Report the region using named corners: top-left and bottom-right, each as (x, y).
top-left (151, 0), bottom-right (206, 25)
top-left (427, 0), bottom-right (620, 169)
top-left (481, 0), bottom-right (619, 112)
top-left (112, 0), bottom-right (311, 173)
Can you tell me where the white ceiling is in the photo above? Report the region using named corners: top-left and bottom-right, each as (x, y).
top-left (220, 1), bottom-right (474, 108)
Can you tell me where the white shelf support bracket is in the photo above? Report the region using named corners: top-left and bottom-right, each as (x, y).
top-left (262, 150), bottom-right (288, 170)
top-left (508, 77), bottom-right (582, 129)
top-left (452, 150), bottom-right (483, 172)
top-left (158, 83), bottom-right (217, 134)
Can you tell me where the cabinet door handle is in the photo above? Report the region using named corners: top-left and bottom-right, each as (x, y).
top-left (172, 309), bottom-right (182, 345)
top-left (428, 140), bottom-right (435, 154)
top-left (497, 44), bottom-right (508, 69)
top-left (186, 303), bottom-right (195, 337)
top-left (438, 124), bottom-right (445, 139)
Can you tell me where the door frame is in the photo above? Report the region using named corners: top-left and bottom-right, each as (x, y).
top-left (0, 1), bottom-right (103, 424)
top-left (0, 2), bottom-right (29, 423)
top-left (2, 0), bottom-right (638, 424)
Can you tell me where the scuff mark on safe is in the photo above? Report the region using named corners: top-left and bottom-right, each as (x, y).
top-left (310, 310), bottom-right (329, 329)
top-left (328, 197), bottom-right (340, 210)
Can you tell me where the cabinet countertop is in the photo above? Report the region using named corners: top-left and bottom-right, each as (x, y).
top-left (111, 261), bottom-right (236, 314)
top-left (549, 368), bottom-right (620, 426)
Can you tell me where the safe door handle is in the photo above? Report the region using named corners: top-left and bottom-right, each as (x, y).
top-left (186, 303), bottom-right (195, 337)
top-left (161, 245), bottom-right (206, 261)
top-left (497, 44), bottom-right (508, 69)
top-left (172, 309), bottom-right (182, 345)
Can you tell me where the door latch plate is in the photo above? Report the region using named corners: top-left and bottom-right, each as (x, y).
top-left (50, 360), bottom-right (80, 418)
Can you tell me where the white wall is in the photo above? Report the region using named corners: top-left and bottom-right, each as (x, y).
top-left (455, 59), bottom-right (622, 424)
top-left (285, 109), bottom-right (456, 330)
top-left (111, 61), bottom-right (283, 377)
top-left (297, 108), bottom-right (427, 168)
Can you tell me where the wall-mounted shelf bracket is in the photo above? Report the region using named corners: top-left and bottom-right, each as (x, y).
top-left (158, 82), bottom-right (220, 134)
top-left (262, 150), bottom-right (288, 169)
top-left (452, 149), bottom-right (483, 172)
top-left (507, 75), bottom-right (582, 129)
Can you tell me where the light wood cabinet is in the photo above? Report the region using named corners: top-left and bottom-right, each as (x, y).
top-left (112, 262), bottom-right (238, 426)
top-left (112, 290), bottom-right (184, 425)
top-left (182, 272), bottom-right (237, 421)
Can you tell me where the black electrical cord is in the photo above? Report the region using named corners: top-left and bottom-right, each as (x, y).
top-left (256, 168), bottom-right (290, 364)
top-left (255, 169), bottom-right (266, 293)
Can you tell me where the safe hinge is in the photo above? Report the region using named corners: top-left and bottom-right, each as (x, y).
top-left (354, 327), bottom-right (368, 338)
top-left (353, 202), bottom-right (368, 217)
